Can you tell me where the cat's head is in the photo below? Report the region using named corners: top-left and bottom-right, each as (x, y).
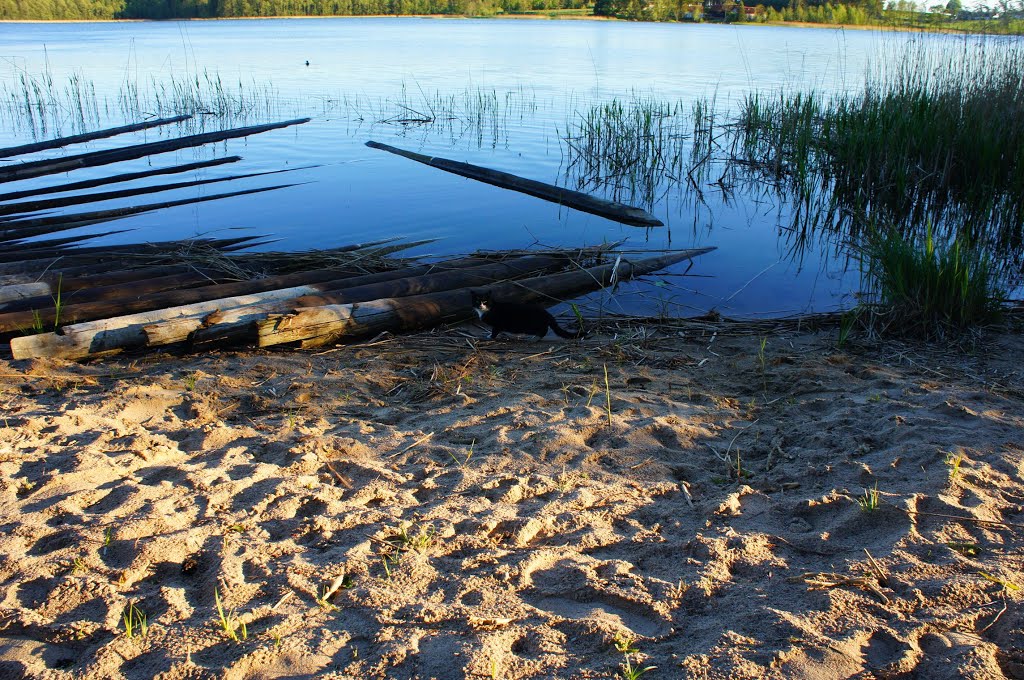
top-left (470, 290), bottom-right (492, 312)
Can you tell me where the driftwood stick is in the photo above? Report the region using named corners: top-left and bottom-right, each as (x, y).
top-left (0, 115), bottom-right (192, 159)
top-left (0, 117), bottom-right (310, 183)
top-left (366, 140), bottom-right (663, 228)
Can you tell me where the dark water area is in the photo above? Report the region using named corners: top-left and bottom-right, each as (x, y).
top-left (0, 19), bottom-right (980, 317)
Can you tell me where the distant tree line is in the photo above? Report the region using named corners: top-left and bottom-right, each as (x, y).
top-left (0, 0), bottom-right (586, 19)
top-left (0, 0), bottom-right (1019, 30)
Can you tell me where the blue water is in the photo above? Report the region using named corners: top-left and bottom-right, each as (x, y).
top-left (0, 19), bottom-right (962, 317)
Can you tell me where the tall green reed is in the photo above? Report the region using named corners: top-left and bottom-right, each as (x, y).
top-left (857, 223), bottom-right (1004, 339)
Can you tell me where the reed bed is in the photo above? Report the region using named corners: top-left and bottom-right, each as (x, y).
top-left (560, 94), bottom-right (699, 209)
top-left (733, 36), bottom-right (1024, 264)
top-left (0, 66), bottom-right (542, 149)
top-left (119, 70), bottom-right (282, 120)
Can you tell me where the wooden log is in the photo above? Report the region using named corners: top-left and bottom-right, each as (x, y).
top-left (7, 258), bottom-right (495, 359)
top-left (0, 238), bottom-right (406, 311)
top-left (0, 118), bottom-right (311, 183)
top-left (0, 183), bottom-right (301, 243)
top-left (0, 229), bottom-right (131, 257)
top-left (0, 167), bottom-right (310, 217)
top-left (0, 235), bottom-right (264, 266)
top-left (366, 140), bottom-right (663, 228)
top-left (0, 268), bottom-right (224, 313)
top-left (0, 157), bottom-right (242, 203)
top-left (4, 264), bottom-right (202, 293)
top-left (0, 282), bottom-right (52, 306)
top-left (0, 116), bottom-right (193, 159)
top-left (0, 234), bottom-right (386, 277)
top-left (256, 248), bottom-right (716, 348)
top-left (0, 217), bottom-right (130, 245)
top-left (146, 254), bottom-right (568, 348)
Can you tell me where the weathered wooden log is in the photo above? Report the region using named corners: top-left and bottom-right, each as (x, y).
top-left (0, 167), bottom-right (311, 217)
top-left (145, 254), bottom-right (569, 348)
top-left (0, 238), bottom-right (410, 311)
top-left (0, 229), bottom-right (132, 259)
top-left (0, 282), bottom-right (51, 306)
top-left (0, 217), bottom-right (129, 244)
top-left (0, 115), bottom-right (192, 159)
top-left (0, 235), bottom-right (264, 266)
top-left (3, 264), bottom-right (201, 292)
top-left (256, 249), bottom-right (715, 348)
top-left (0, 118), bottom-right (310, 183)
top-left (0, 157), bottom-right (242, 203)
top-left (0, 235), bottom-right (397, 279)
top-left (366, 140), bottom-right (663, 228)
top-left (7, 257), bottom-right (495, 359)
top-left (0, 268), bottom-right (224, 313)
top-left (0, 184), bottom-right (300, 243)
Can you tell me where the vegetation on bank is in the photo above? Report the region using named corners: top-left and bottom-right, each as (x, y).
top-left (1, 0), bottom-right (1022, 36)
top-left (730, 36), bottom-right (1020, 335)
top-left (734, 38), bottom-right (1024, 262)
top-left (854, 226), bottom-right (1004, 339)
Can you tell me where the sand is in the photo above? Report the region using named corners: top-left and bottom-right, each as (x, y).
top-left (0, 320), bottom-right (1022, 679)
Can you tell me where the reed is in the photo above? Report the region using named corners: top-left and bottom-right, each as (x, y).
top-left (858, 224), bottom-right (1004, 339)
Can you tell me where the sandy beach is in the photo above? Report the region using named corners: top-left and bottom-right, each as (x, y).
top-left (0, 319), bottom-right (1022, 678)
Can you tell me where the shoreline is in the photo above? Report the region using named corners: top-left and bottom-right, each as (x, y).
top-left (0, 15), bottom-right (982, 34)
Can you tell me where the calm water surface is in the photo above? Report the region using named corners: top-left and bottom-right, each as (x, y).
top-left (0, 20), bottom-right (960, 317)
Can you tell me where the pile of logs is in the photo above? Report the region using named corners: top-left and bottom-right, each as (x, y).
top-left (0, 116), bottom-right (714, 361)
top-left (0, 241), bottom-right (714, 361)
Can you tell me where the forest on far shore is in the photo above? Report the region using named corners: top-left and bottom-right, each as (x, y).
top-left (1, 0), bottom-right (1021, 34)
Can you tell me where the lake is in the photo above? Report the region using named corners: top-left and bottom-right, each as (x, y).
top-left (0, 19), bottom-right (975, 317)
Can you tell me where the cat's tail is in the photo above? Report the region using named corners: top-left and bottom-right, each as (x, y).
top-left (550, 320), bottom-right (586, 339)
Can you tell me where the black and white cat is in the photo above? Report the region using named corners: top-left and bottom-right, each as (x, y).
top-left (471, 290), bottom-right (584, 340)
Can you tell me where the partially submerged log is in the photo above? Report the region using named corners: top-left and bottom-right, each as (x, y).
top-left (257, 249), bottom-right (715, 348)
top-left (0, 115), bottom-right (192, 159)
top-left (0, 118), bottom-right (310, 183)
top-left (0, 184), bottom-right (301, 243)
top-left (0, 167), bottom-right (311, 217)
top-left (0, 157), bottom-right (241, 203)
top-left (366, 140), bottom-right (663, 228)
top-left (0, 230), bottom-right (132, 260)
